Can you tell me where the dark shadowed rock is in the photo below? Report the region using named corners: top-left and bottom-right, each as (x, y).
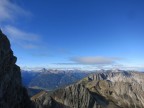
top-left (0, 30), bottom-right (33, 108)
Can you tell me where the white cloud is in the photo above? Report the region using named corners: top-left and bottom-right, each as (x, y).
top-left (3, 25), bottom-right (40, 49)
top-left (0, 0), bottom-right (38, 49)
top-left (71, 56), bottom-right (122, 65)
top-left (51, 63), bottom-right (144, 71)
top-left (113, 64), bottom-right (144, 71)
top-left (4, 25), bottom-right (39, 41)
top-left (0, 0), bottom-right (30, 22)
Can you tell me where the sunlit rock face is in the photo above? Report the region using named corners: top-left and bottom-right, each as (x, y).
top-left (0, 30), bottom-right (32, 108)
top-left (85, 71), bottom-right (144, 108)
top-left (32, 70), bottom-right (144, 108)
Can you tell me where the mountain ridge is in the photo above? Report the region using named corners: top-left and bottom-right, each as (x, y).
top-left (32, 70), bottom-right (144, 108)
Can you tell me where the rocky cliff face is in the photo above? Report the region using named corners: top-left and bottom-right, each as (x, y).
top-left (0, 30), bottom-right (32, 108)
top-left (32, 70), bottom-right (144, 108)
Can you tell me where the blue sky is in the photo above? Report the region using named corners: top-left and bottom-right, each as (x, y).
top-left (0, 0), bottom-right (144, 70)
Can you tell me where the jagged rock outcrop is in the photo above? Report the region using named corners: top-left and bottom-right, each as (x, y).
top-left (0, 30), bottom-right (32, 108)
top-left (32, 70), bottom-right (144, 108)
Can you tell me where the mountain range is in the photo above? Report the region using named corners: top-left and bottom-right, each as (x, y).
top-left (0, 30), bottom-right (144, 108)
top-left (32, 70), bottom-right (144, 108)
top-left (22, 69), bottom-right (90, 97)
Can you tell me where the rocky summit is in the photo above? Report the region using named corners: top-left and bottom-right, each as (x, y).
top-left (0, 30), bottom-right (32, 108)
top-left (32, 70), bottom-right (144, 108)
